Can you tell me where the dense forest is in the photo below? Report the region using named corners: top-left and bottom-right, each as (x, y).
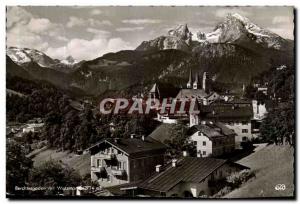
top-left (7, 75), bottom-right (159, 152)
top-left (245, 64), bottom-right (295, 145)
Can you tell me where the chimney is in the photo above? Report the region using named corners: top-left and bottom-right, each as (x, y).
top-left (172, 159), bottom-right (177, 167)
top-left (141, 135), bottom-right (145, 141)
top-left (183, 151), bottom-right (189, 157)
top-left (155, 164), bottom-right (162, 173)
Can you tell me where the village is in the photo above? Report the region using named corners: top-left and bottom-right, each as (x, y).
top-left (80, 70), bottom-right (271, 197)
top-left (5, 6), bottom-right (295, 199)
top-left (7, 69), bottom-right (286, 198)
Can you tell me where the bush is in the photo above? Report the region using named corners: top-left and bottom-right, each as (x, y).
top-left (226, 169), bottom-right (255, 188)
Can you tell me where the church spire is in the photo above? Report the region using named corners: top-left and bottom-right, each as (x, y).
top-left (193, 72), bottom-right (201, 89)
top-left (187, 69), bottom-right (193, 89)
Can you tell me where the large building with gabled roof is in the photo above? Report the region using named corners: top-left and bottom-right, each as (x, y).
top-left (87, 137), bottom-right (167, 187)
top-left (108, 157), bottom-right (248, 197)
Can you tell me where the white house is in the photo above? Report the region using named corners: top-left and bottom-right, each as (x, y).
top-left (189, 122), bottom-right (236, 157)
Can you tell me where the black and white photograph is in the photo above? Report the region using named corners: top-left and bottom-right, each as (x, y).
top-left (5, 5), bottom-right (295, 199)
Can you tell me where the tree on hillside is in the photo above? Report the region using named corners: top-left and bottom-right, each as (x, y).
top-left (6, 140), bottom-right (33, 195)
top-left (260, 103), bottom-right (294, 146)
top-left (164, 122), bottom-right (195, 158)
top-left (28, 160), bottom-right (82, 196)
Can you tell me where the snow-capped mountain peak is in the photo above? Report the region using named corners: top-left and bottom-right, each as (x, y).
top-left (168, 24), bottom-right (192, 43)
top-left (230, 13), bottom-right (251, 24)
top-left (6, 47), bottom-right (57, 67)
top-left (196, 13), bottom-right (288, 50)
top-left (136, 24), bottom-right (192, 52)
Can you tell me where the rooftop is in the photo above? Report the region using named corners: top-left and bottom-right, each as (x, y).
top-left (88, 137), bottom-right (167, 158)
top-left (189, 122), bottom-right (236, 138)
top-left (121, 157), bottom-right (248, 192)
top-left (200, 105), bottom-right (253, 120)
top-left (148, 123), bottom-right (175, 144)
top-left (176, 89), bottom-right (208, 99)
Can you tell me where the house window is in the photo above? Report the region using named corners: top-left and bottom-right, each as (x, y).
top-left (242, 129), bottom-right (248, 133)
top-left (97, 159), bottom-right (102, 167)
top-left (203, 151), bottom-right (206, 155)
top-left (193, 141), bottom-right (197, 146)
top-left (203, 141), bottom-right (206, 146)
top-left (118, 161), bottom-right (122, 170)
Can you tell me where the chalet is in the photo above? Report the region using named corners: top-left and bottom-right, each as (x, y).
top-left (112, 157), bottom-right (248, 197)
top-left (189, 122), bottom-right (236, 157)
top-left (194, 100), bottom-right (254, 148)
top-left (87, 137), bottom-right (167, 188)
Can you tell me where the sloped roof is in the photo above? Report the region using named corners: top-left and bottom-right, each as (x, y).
top-left (132, 157), bottom-right (247, 192)
top-left (148, 124), bottom-right (175, 144)
top-left (215, 122), bottom-right (236, 136)
top-left (201, 105), bottom-right (253, 121)
top-left (176, 89), bottom-right (208, 99)
top-left (189, 122), bottom-right (235, 138)
top-left (88, 137), bottom-right (167, 158)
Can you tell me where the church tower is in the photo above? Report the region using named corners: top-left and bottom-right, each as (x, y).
top-left (202, 72), bottom-right (209, 93)
top-left (193, 73), bottom-right (201, 89)
top-left (187, 69), bottom-right (193, 89)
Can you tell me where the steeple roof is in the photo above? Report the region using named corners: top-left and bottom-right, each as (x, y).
top-left (187, 69), bottom-right (192, 84)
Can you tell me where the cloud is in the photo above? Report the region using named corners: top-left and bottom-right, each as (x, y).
top-left (27, 18), bottom-right (56, 33)
top-left (90, 9), bottom-right (102, 16)
top-left (66, 16), bottom-right (112, 28)
top-left (116, 27), bottom-right (144, 32)
top-left (122, 19), bottom-right (161, 25)
top-left (272, 16), bottom-right (293, 24)
top-left (268, 26), bottom-right (294, 40)
top-left (7, 7), bottom-right (68, 51)
top-left (56, 36), bottom-right (69, 42)
top-left (6, 6), bottom-right (33, 28)
top-left (7, 25), bottom-right (49, 51)
top-left (66, 16), bottom-right (85, 28)
top-left (87, 28), bottom-right (111, 38)
top-left (46, 35), bottom-right (133, 60)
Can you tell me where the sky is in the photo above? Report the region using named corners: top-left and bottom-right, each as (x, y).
top-left (6, 6), bottom-right (294, 61)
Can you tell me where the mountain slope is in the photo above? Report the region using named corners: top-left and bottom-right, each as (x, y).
top-left (6, 13), bottom-right (294, 97)
top-left (7, 47), bottom-right (59, 67)
top-left (7, 47), bottom-right (82, 73)
top-left (197, 13), bottom-right (292, 52)
top-left (69, 49), bottom-right (191, 95)
top-left (6, 56), bottom-right (32, 79)
top-left (136, 24), bottom-right (192, 52)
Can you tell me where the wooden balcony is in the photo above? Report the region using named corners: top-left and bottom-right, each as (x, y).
top-left (111, 169), bottom-right (126, 176)
top-left (102, 153), bottom-right (116, 160)
top-left (91, 166), bottom-right (105, 172)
